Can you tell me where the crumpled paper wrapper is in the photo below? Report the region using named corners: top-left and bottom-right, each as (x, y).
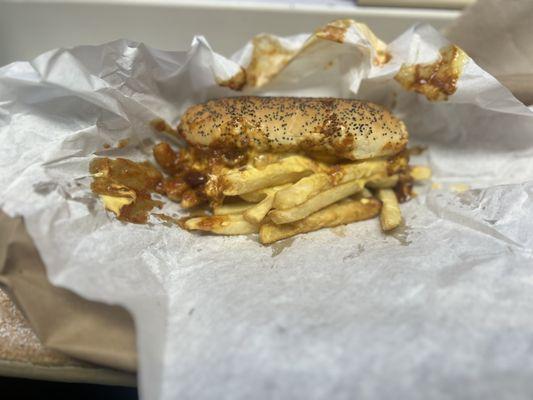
top-left (444, 0), bottom-right (533, 105)
top-left (2, 19), bottom-right (533, 400)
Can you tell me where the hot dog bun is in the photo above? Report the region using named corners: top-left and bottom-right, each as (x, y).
top-left (178, 96), bottom-right (408, 160)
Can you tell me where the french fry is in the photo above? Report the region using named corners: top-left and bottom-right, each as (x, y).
top-left (222, 155), bottom-right (316, 196)
top-left (410, 165), bottom-right (432, 181)
top-left (360, 188), bottom-right (373, 198)
top-left (377, 188), bottom-right (402, 231)
top-left (260, 197), bottom-right (381, 244)
top-left (213, 202), bottom-right (253, 215)
top-left (273, 173), bottom-right (331, 209)
top-left (270, 179), bottom-right (365, 224)
top-left (183, 214), bottom-right (258, 235)
top-left (240, 191), bottom-right (267, 202)
top-left (239, 184), bottom-right (290, 203)
top-left (242, 184), bottom-right (291, 224)
top-left (272, 159), bottom-right (388, 210)
top-left (366, 175), bottom-right (399, 189)
top-left (243, 193), bottom-right (275, 225)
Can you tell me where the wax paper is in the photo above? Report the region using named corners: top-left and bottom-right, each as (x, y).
top-left (1, 20), bottom-right (533, 400)
top-left (444, 0), bottom-right (533, 106)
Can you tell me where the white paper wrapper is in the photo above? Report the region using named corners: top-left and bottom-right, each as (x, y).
top-left (2, 21), bottom-right (533, 400)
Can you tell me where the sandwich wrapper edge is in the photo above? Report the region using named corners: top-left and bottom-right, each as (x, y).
top-left (1, 18), bottom-right (533, 400)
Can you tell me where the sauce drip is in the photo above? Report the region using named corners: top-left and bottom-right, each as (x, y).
top-left (216, 68), bottom-right (247, 91)
top-left (395, 45), bottom-right (467, 101)
top-left (152, 141), bottom-right (249, 208)
top-left (394, 175), bottom-right (414, 203)
top-left (90, 157), bottom-right (163, 224)
top-left (245, 35), bottom-right (298, 88)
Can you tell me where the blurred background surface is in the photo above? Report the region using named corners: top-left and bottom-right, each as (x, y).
top-left (0, 0), bottom-right (461, 66)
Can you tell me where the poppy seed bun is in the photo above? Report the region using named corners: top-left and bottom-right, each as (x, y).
top-left (178, 97), bottom-right (408, 160)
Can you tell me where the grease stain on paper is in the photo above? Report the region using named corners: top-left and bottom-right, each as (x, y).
top-left (67, 193), bottom-right (97, 212)
top-left (34, 182), bottom-right (97, 212)
top-left (154, 213), bottom-right (182, 227)
top-left (342, 244), bottom-right (365, 262)
top-left (216, 68), bottom-right (247, 91)
top-left (331, 225), bottom-right (347, 238)
top-left (271, 237), bottom-right (296, 257)
top-left (389, 223), bottom-right (412, 246)
top-left (33, 182), bottom-right (58, 196)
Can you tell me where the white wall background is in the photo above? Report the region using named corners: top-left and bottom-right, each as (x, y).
top-left (0, 0), bottom-right (458, 66)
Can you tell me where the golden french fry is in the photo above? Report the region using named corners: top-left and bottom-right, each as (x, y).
top-left (410, 165), bottom-right (432, 181)
top-left (242, 184), bottom-right (291, 223)
top-left (260, 197), bottom-right (382, 244)
top-left (360, 188), bottom-right (373, 198)
top-left (273, 159), bottom-right (388, 210)
top-left (240, 191), bottom-right (266, 203)
top-left (366, 175), bottom-right (399, 189)
top-left (213, 202), bottom-right (253, 215)
top-left (183, 214), bottom-right (258, 235)
top-left (243, 193), bottom-right (275, 225)
top-left (270, 179), bottom-right (365, 224)
top-left (222, 155), bottom-right (316, 196)
top-left (273, 173), bottom-right (331, 209)
top-left (239, 184), bottom-right (290, 203)
top-left (377, 188), bottom-right (402, 231)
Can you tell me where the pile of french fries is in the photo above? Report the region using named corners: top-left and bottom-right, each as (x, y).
top-left (180, 153), bottom-right (430, 244)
